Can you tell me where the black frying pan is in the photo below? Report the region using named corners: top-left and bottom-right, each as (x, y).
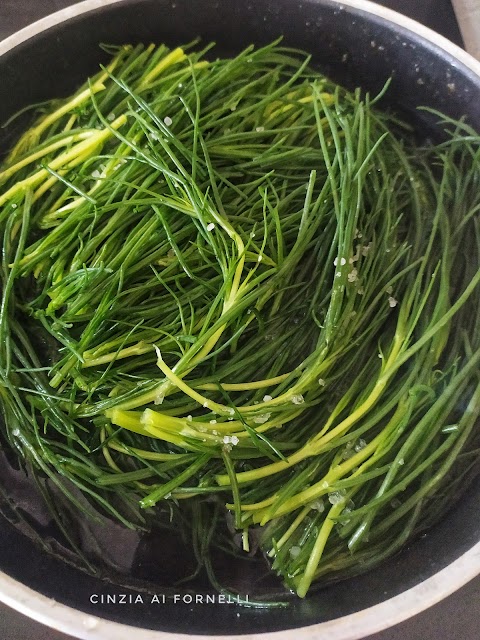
top-left (0, 2), bottom-right (479, 639)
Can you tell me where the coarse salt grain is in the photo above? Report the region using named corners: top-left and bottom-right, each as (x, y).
top-left (289, 546), bottom-right (301, 558)
top-left (342, 444), bottom-right (355, 460)
top-left (318, 378), bottom-right (326, 386)
top-left (291, 394), bottom-right (304, 405)
top-left (210, 419), bottom-right (217, 424)
top-left (328, 490), bottom-right (346, 505)
top-left (256, 126), bottom-right (265, 132)
top-left (311, 499), bottom-right (325, 513)
top-left (354, 438), bottom-right (366, 452)
top-left (206, 222), bottom-right (215, 231)
top-left (263, 395), bottom-right (272, 402)
top-left (164, 116), bottom-right (173, 126)
top-left (388, 296), bottom-right (398, 308)
top-left (347, 268), bottom-right (358, 283)
top-left (231, 436), bottom-right (239, 445)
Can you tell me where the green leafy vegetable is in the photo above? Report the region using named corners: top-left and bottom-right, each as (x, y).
top-left (1, 41), bottom-right (479, 600)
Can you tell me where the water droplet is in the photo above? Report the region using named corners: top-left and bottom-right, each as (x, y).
top-left (154, 393), bottom-right (164, 405)
top-left (253, 413), bottom-right (271, 424)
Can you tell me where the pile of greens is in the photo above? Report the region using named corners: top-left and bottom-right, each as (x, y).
top-left (1, 41), bottom-right (479, 599)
